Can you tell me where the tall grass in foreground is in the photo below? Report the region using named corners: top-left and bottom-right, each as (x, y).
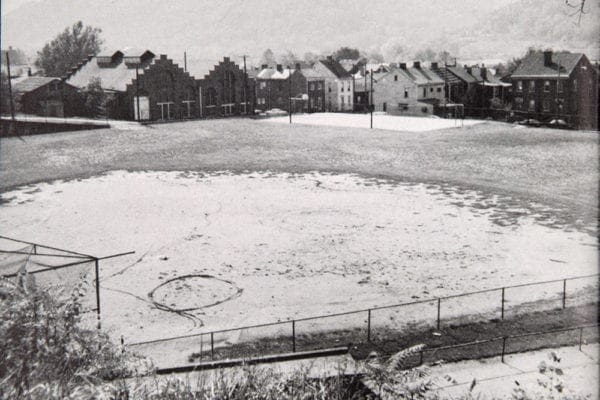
top-left (1, 274), bottom-right (593, 399)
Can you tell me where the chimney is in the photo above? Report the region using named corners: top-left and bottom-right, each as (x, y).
top-left (261, 64), bottom-right (268, 70)
top-left (327, 55), bottom-right (333, 61)
top-left (413, 61), bottom-right (421, 68)
top-left (466, 67), bottom-right (472, 75)
top-left (27, 67), bottom-right (32, 77)
top-left (431, 62), bottom-right (438, 69)
top-left (400, 62), bottom-right (407, 70)
top-left (276, 64), bottom-right (283, 72)
top-left (481, 67), bottom-right (487, 80)
top-left (295, 63), bottom-right (301, 70)
top-left (543, 50), bottom-right (553, 67)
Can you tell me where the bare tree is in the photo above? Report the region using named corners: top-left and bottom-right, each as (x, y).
top-left (565, 0), bottom-right (587, 24)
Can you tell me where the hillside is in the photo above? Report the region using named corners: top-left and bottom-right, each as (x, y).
top-left (1, 0), bottom-right (597, 65)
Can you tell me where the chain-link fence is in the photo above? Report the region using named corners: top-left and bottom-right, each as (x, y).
top-left (126, 273), bottom-right (599, 368)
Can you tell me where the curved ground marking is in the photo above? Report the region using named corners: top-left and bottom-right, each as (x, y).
top-left (149, 274), bottom-right (243, 313)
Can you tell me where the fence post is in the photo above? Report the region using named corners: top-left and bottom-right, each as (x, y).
top-left (501, 337), bottom-right (507, 363)
top-left (501, 287), bottom-right (505, 320)
top-left (436, 298), bottom-right (441, 330)
top-left (292, 320), bottom-right (296, 352)
top-left (562, 279), bottom-right (567, 309)
top-left (210, 332), bottom-right (214, 360)
top-left (94, 258), bottom-right (101, 330)
top-left (367, 309), bottom-right (372, 342)
top-left (579, 327), bottom-right (583, 351)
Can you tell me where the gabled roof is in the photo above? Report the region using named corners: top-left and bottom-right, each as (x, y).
top-left (447, 66), bottom-right (478, 84)
top-left (511, 51), bottom-right (584, 78)
top-left (13, 77), bottom-right (61, 93)
top-left (257, 67), bottom-right (292, 80)
top-left (398, 66), bottom-right (444, 85)
top-left (430, 66), bottom-right (462, 85)
top-left (469, 67), bottom-right (511, 87)
top-left (319, 58), bottom-right (351, 79)
top-left (67, 49), bottom-right (157, 92)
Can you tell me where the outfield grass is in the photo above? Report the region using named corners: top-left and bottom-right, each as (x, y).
top-left (1, 119), bottom-right (597, 231)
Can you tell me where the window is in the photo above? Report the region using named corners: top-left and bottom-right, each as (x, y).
top-left (394, 75), bottom-right (398, 81)
top-left (423, 88), bottom-right (426, 97)
top-left (528, 99), bottom-right (535, 111)
top-left (557, 80), bottom-right (564, 93)
top-left (430, 87), bottom-right (433, 92)
top-left (528, 81), bottom-right (535, 93)
top-left (544, 80), bottom-right (550, 92)
top-left (514, 97), bottom-right (523, 110)
top-left (437, 87), bottom-right (442, 92)
top-left (182, 86), bottom-right (196, 118)
top-left (260, 82), bottom-right (266, 89)
top-left (309, 83), bottom-right (315, 91)
top-left (206, 87), bottom-right (218, 106)
top-left (543, 99), bottom-right (550, 112)
top-left (341, 85), bottom-right (344, 92)
top-left (404, 89), bottom-right (409, 98)
top-left (318, 82), bottom-right (323, 90)
top-left (517, 80), bottom-right (523, 92)
top-left (347, 95), bottom-right (351, 104)
top-left (328, 86), bottom-right (332, 93)
top-left (572, 79), bottom-right (577, 92)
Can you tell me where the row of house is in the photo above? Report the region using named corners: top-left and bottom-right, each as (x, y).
top-left (5, 47), bottom-right (598, 129)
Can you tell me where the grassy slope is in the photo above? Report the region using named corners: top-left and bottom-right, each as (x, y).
top-left (1, 119), bottom-right (597, 228)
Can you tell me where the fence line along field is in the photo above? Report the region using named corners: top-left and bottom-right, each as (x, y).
top-left (0, 118), bottom-right (597, 366)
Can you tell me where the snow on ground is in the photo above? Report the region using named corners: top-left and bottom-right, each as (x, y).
top-left (429, 343), bottom-right (599, 399)
top-left (263, 112), bottom-right (484, 132)
top-left (1, 170), bottom-right (596, 349)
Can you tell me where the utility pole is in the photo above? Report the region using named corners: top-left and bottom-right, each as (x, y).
top-left (135, 65), bottom-right (141, 121)
top-left (370, 69), bottom-right (374, 129)
top-left (288, 70), bottom-right (292, 124)
top-left (443, 61), bottom-right (448, 119)
top-left (5, 51), bottom-right (16, 120)
top-left (184, 51), bottom-right (187, 72)
top-left (364, 67), bottom-right (367, 112)
top-left (556, 59), bottom-right (561, 121)
top-left (243, 55), bottom-right (249, 115)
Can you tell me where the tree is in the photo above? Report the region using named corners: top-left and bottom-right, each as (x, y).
top-left (278, 50), bottom-right (300, 68)
top-left (260, 48), bottom-right (276, 67)
top-left (332, 46), bottom-right (361, 61)
top-left (35, 21), bottom-right (102, 77)
top-left (83, 77), bottom-right (107, 118)
top-left (414, 48), bottom-right (437, 62)
top-left (437, 50), bottom-right (454, 65)
top-left (381, 40), bottom-right (405, 62)
top-left (302, 51), bottom-right (320, 66)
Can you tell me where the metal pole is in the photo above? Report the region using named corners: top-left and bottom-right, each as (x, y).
top-left (292, 320), bottom-right (296, 352)
top-left (5, 51), bottom-right (16, 120)
top-left (370, 69), bottom-right (373, 129)
top-left (501, 287), bottom-right (505, 320)
top-left (210, 332), bottom-right (214, 359)
top-left (135, 65), bottom-right (141, 121)
top-left (579, 327), bottom-right (583, 351)
top-left (501, 337), bottom-right (506, 362)
top-left (436, 298), bottom-right (441, 330)
top-left (288, 71), bottom-right (292, 124)
top-left (562, 279), bottom-right (567, 309)
top-left (243, 55), bottom-right (248, 115)
top-left (184, 51), bottom-right (187, 73)
top-left (94, 258), bottom-right (101, 330)
top-left (367, 309), bottom-right (371, 342)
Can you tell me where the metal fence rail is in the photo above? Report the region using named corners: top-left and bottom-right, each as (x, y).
top-left (126, 273), bottom-right (599, 365)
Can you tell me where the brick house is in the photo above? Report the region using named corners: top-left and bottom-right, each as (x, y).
top-left (510, 50), bottom-right (598, 129)
top-left (196, 57), bottom-right (254, 117)
top-left (309, 57), bottom-right (353, 112)
top-left (302, 68), bottom-right (326, 113)
top-left (255, 64), bottom-right (306, 113)
top-left (12, 77), bottom-right (83, 117)
top-left (66, 49), bottom-right (198, 121)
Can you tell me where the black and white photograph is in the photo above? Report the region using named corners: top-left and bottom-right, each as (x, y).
top-left (0, 0), bottom-right (598, 398)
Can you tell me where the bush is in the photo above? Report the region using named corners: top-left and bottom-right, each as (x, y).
top-left (0, 274), bottom-right (149, 399)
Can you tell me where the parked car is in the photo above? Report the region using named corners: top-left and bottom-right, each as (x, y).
top-left (517, 118), bottom-right (542, 127)
top-left (545, 119), bottom-right (573, 130)
top-left (265, 108), bottom-right (288, 117)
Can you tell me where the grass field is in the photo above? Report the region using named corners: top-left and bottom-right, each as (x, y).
top-left (1, 118), bottom-right (597, 230)
top-left (0, 117), bottom-right (598, 366)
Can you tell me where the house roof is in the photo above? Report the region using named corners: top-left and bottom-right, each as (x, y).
top-left (257, 67), bottom-right (292, 80)
top-left (391, 66), bottom-right (443, 85)
top-left (67, 49), bottom-right (157, 92)
top-left (430, 66), bottom-right (462, 85)
top-left (469, 67), bottom-right (511, 87)
top-left (319, 58), bottom-right (351, 79)
top-left (447, 66), bottom-right (478, 84)
top-left (511, 51), bottom-right (584, 78)
top-left (13, 77), bottom-right (61, 93)
top-left (301, 67), bottom-right (326, 79)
